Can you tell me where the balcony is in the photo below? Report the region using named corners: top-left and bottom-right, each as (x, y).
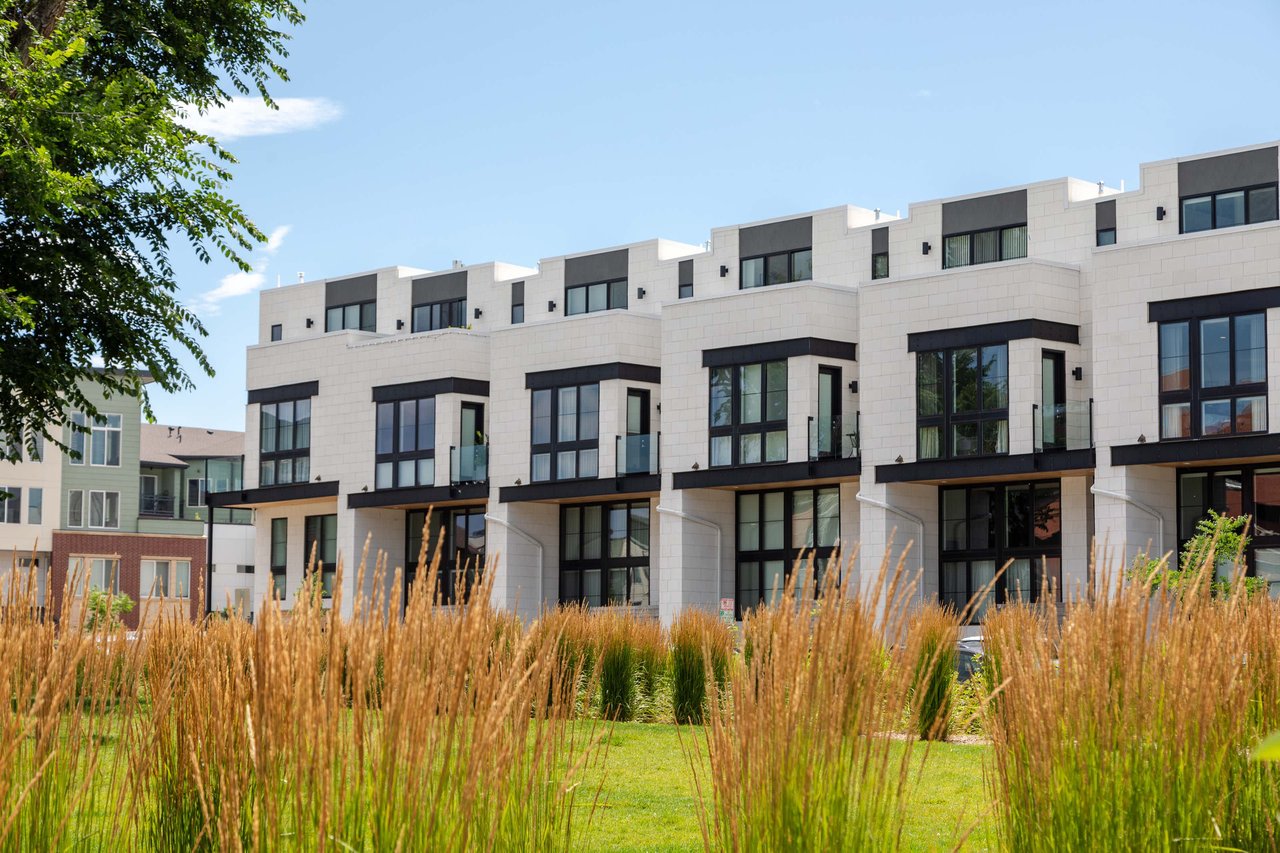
top-left (808, 412), bottom-right (859, 460)
top-left (1033, 399), bottom-right (1093, 453)
top-left (616, 433), bottom-right (659, 476)
top-left (450, 444), bottom-right (488, 484)
top-left (139, 494), bottom-right (177, 518)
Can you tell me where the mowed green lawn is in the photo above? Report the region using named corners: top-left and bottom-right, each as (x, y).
top-left (574, 723), bottom-right (995, 852)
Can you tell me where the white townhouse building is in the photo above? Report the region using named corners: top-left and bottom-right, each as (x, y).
top-left (212, 141), bottom-right (1280, 625)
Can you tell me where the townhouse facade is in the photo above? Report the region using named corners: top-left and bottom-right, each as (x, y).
top-left (214, 141), bottom-right (1280, 625)
top-left (0, 380), bottom-right (255, 628)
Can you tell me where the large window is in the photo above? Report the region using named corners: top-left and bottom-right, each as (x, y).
top-left (736, 487), bottom-right (839, 619)
top-left (304, 514), bottom-right (337, 598)
top-left (566, 279), bottom-right (626, 315)
top-left (326, 300), bottom-right (375, 332)
top-left (66, 489), bottom-right (118, 530)
top-left (74, 556), bottom-right (120, 594)
top-left (413, 298), bottom-right (467, 332)
top-left (559, 501), bottom-right (650, 607)
top-left (942, 225), bottom-right (1027, 269)
top-left (940, 481), bottom-right (1062, 623)
top-left (259, 399), bottom-right (312, 486)
top-left (740, 248), bottom-right (812, 289)
top-left (69, 413), bottom-right (122, 467)
top-left (0, 487), bottom-right (19, 524)
top-left (1159, 313), bottom-right (1266, 439)
top-left (917, 344), bottom-right (1009, 459)
top-left (1179, 466), bottom-right (1280, 597)
top-left (141, 559), bottom-right (191, 599)
top-left (375, 397), bottom-right (435, 489)
top-left (871, 251), bottom-right (889, 280)
top-left (406, 508), bottom-right (485, 605)
top-left (709, 361), bottom-right (788, 467)
top-left (531, 384), bottom-right (599, 482)
top-left (1181, 184), bottom-right (1278, 234)
top-left (270, 518), bottom-right (287, 599)
top-left (186, 478), bottom-right (206, 508)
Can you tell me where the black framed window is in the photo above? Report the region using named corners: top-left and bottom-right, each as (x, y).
top-left (871, 251), bottom-right (889, 280)
top-left (566, 279), bottom-right (626, 316)
top-left (709, 360), bottom-right (787, 467)
top-left (270, 323), bottom-right (283, 341)
top-left (531, 383), bottom-right (599, 482)
top-left (1181, 183), bottom-right (1278, 234)
top-left (679, 280), bottom-right (694, 299)
top-left (740, 248), bottom-right (812, 289)
top-left (940, 481), bottom-right (1061, 624)
top-left (374, 397), bottom-right (435, 489)
top-left (413, 297), bottom-right (467, 332)
top-left (406, 508), bottom-right (485, 605)
top-left (326, 300), bottom-right (375, 332)
top-left (304, 514), bottom-right (337, 598)
top-left (942, 225), bottom-right (1027, 269)
top-left (259, 399), bottom-right (311, 486)
top-left (1158, 313), bottom-right (1266, 440)
top-left (559, 501), bottom-right (650, 607)
top-left (511, 301), bottom-right (524, 324)
top-left (1096, 228), bottom-right (1116, 246)
top-left (917, 344), bottom-right (1008, 459)
top-left (270, 517), bottom-right (287, 598)
top-left (1178, 467), bottom-right (1280, 596)
top-left (736, 486), bottom-right (839, 619)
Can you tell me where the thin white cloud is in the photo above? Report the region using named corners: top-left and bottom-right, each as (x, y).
top-left (914, 89), bottom-right (933, 99)
top-left (181, 97), bottom-right (342, 141)
top-left (191, 225), bottom-right (291, 315)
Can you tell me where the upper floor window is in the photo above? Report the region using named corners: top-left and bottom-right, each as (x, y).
top-left (413, 298), bottom-right (467, 332)
top-left (67, 489), bottom-right (120, 529)
top-left (0, 487), bottom-right (20, 524)
top-left (69, 413), bottom-right (121, 466)
top-left (871, 251), bottom-right (889, 280)
top-left (1096, 228), bottom-right (1117, 247)
top-left (1159, 313), bottom-right (1267, 439)
top-left (531, 384), bottom-right (599, 482)
top-left (326, 300), bottom-right (375, 333)
top-left (270, 323), bottom-right (283, 341)
top-left (559, 501), bottom-right (650, 607)
top-left (566, 279), bottom-right (626, 315)
top-left (942, 225), bottom-right (1027, 269)
top-left (917, 344), bottom-right (1009, 459)
top-left (187, 478), bottom-right (206, 508)
top-left (260, 399), bottom-right (311, 486)
top-left (741, 248), bottom-right (811, 289)
top-left (1181, 184), bottom-right (1278, 234)
top-left (375, 397), bottom-right (435, 489)
top-left (710, 361), bottom-right (788, 467)
top-left (304, 514), bottom-right (337, 598)
top-left (28, 488), bottom-right (41, 525)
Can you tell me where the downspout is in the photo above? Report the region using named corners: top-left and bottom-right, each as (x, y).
top-left (656, 506), bottom-right (722, 606)
top-left (483, 514), bottom-right (545, 608)
top-left (1089, 485), bottom-right (1166, 560)
top-left (855, 492), bottom-right (926, 602)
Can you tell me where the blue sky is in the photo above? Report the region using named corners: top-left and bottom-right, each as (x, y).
top-left (154, 0), bottom-right (1280, 429)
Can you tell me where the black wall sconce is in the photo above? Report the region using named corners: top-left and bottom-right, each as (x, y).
top-left (719, 265), bottom-right (729, 277)
top-left (305, 318), bottom-right (314, 328)
top-left (1072, 366), bottom-right (1084, 381)
top-left (637, 287), bottom-right (646, 300)
top-left (473, 307), bottom-right (483, 319)
top-left (848, 380), bottom-right (858, 394)
top-left (1156, 206), bottom-right (1166, 221)
top-left (547, 300), bottom-right (557, 312)
top-left (396, 319), bottom-right (404, 330)
top-left (921, 242), bottom-right (931, 255)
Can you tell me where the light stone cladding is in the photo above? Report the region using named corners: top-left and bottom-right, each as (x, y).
top-left (234, 140), bottom-right (1280, 624)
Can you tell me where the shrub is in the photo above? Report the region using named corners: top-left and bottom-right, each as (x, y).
top-left (670, 608), bottom-right (731, 725)
top-left (907, 602), bottom-right (959, 741)
top-left (84, 588), bottom-right (134, 632)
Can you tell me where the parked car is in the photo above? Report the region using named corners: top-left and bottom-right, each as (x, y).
top-left (957, 636), bottom-right (984, 682)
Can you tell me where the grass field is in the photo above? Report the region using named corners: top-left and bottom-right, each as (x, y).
top-left (574, 723), bottom-right (994, 852)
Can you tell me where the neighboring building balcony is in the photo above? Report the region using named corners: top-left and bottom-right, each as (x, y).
top-left (808, 412), bottom-right (859, 461)
top-left (1032, 399), bottom-right (1093, 454)
top-left (616, 432), bottom-right (659, 476)
top-left (450, 444), bottom-right (489, 484)
top-left (139, 494), bottom-right (178, 518)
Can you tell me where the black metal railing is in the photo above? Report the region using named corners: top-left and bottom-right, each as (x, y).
top-left (808, 412), bottom-right (859, 460)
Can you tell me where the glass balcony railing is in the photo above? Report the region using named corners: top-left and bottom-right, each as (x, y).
top-left (616, 433), bottom-right (659, 476)
top-left (1033, 399), bottom-right (1093, 453)
top-left (450, 444), bottom-right (488, 484)
top-left (808, 412), bottom-right (859, 460)
top-left (139, 494), bottom-right (177, 518)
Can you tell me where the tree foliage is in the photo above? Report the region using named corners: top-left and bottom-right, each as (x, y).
top-left (0, 0), bottom-right (303, 457)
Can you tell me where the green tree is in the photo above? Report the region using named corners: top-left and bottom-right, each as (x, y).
top-left (84, 587), bottom-right (134, 631)
top-left (0, 0), bottom-right (303, 457)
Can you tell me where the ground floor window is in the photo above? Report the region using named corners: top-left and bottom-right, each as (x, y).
top-left (406, 507), bottom-right (486, 605)
top-left (1178, 466), bottom-right (1280, 596)
top-left (140, 559), bottom-right (192, 599)
top-left (303, 514), bottom-right (337, 598)
top-left (939, 480), bottom-right (1062, 623)
top-left (72, 556), bottom-right (120, 594)
top-left (735, 486), bottom-right (840, 618)
top-left (559, 500), bottom-right (650, 607)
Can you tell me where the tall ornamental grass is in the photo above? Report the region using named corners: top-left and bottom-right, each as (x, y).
top-left (669, 608), bottom-right (731, 725)
top-left (985, 552), bottom-right (1280, 852)
top-left (907, 602), bottom-right (959, 741)
top-left (691, 550), bottom-right (925, 852)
